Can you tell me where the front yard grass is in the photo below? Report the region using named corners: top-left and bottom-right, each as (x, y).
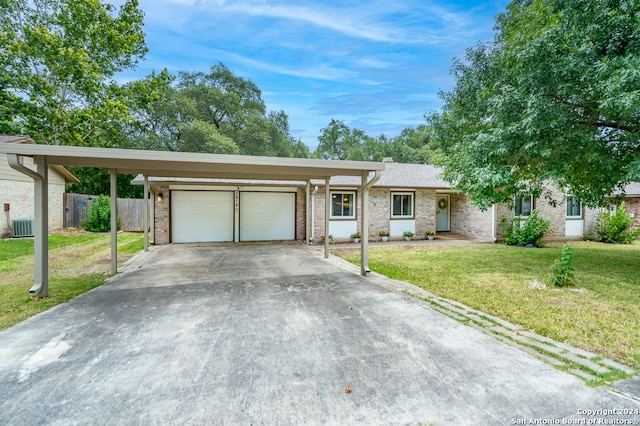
top-left (336, 241), bottom-right (640, 370)
top-left (0, 229), bottom-right (144, 330)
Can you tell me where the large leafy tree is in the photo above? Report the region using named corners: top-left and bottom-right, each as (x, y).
top-left (315, 119), bottom-right (438, 163)
top-left (428, 0), bottom-right (640, 208)
top-left (314, 119), bottom-right (374, 161)
top-left (0, 0), bottom-right (148, 146)
top-left (130, 63), bottom-right (308, 158)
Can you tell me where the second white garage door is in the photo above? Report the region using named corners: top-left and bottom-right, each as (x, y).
top-left (240, 192), bottom-right (295, 241)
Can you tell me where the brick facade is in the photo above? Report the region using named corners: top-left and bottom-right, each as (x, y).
top-left (449, 193), bottom-right (493, 240)
top-left (148, 179), bottom-right (619, 245)
top-left (494, 187), bottom-right (601, 241)
top-left (153, 184), bottom-right (170, 245)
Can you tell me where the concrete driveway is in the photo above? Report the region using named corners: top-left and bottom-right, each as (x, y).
top-left (0, 243), bottom-right (638, 425)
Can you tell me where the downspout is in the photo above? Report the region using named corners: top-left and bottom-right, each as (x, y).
top-left (360, 170), bottom-right (382, 276)
top-left (8, 154), bottom-right (49, 297)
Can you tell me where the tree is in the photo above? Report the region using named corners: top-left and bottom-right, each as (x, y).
top-left (428, 0), bottom-right (640, 209)
top-left (0, 0), bottom-right (148, 146)
top-left (315, 119), bottom-right (373, 160)
top-left (128, 63), bottom-right (308, 158)
top-left (385, 125), bottom-right (438, 164)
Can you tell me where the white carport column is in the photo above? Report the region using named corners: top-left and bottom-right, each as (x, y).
top-left (305, 181), bottom-right (311, 245)
top-left (7, 154), bottom-right (49, 297)
top-left (325, 176), bottom-right (330, 259)
top-left (110, 169), bottom-right (118, 274)
top-left (33, 157), bottom-right (49, 297)
top-left (143, 175), bottom-right (149, 252)
top-left (360, 170), bottom-right (381, 276)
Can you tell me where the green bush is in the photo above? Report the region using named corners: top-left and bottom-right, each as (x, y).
top-left (502, 210), bottom-right (552, 247)
top-left (81, 195), bottom-right (120, 232)
top-left (596, 202), bottom-right (640, 244)
top-left (551, 244), bottom-right (575, 287)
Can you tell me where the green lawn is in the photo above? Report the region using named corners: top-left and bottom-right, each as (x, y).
top-left (0, 229), bottom-right (144, 330)
top-left (336, 241), bottom-right (640, 370)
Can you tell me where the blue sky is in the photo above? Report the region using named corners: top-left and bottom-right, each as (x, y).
top-left (117, 0), bottom-right (511, 150)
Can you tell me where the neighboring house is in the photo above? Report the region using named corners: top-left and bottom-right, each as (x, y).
top-left (134, 158), bottom-right (608, 245)
top-left (0, 135), bottom-right (79, 237)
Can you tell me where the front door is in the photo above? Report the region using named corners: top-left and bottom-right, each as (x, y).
top-left (436, 195), bottom-right (450, 232)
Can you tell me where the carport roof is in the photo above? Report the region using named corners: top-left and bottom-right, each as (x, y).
top-left (0, 139), bottom-right (384, 180)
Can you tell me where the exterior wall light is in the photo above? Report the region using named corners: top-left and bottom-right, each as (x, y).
top-left (157, 193), bottom-right (163, 202)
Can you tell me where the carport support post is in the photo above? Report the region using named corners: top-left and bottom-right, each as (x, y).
top-left (305, 181), bottom-right (311, 245)
top-left (360, 171), bottom-right (369, 276)
top-left (110, 169), bottom-right (117, 274)
top-left (325, 176), bottom-right (330, 258)
top-left (33, 156), bottom-right (49, 297)
top-left (143, 175), bottom-right (149, 252)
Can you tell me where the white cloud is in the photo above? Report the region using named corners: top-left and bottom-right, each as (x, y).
top-left (226, 52), bottom-right (357, 81)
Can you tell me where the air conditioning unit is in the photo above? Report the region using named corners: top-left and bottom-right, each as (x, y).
top-left (12, 219), bottom-right (35, 238)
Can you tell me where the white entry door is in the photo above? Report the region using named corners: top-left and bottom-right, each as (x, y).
top-left (171, 191), bottom-right (234, 243)
top-left (240, 192), bottom-right (295, 241)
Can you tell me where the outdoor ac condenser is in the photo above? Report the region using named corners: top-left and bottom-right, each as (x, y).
top-left (12, 219), bottom-right (35, 238)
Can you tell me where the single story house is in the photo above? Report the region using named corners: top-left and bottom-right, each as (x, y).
top-left (0, 135), bottom-right (79, 237)
top-left (134, 158), bottom-right (609, 245)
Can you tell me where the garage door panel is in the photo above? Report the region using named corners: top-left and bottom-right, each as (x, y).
top-left (171, 191), bottom-right (234, 243)
top-left (240, 192), bottom-right (295, 241)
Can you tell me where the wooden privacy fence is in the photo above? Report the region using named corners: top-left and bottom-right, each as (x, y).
top-left (64, 193), bottom-right (149, 232)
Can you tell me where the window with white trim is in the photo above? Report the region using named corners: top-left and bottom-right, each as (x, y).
top-left (566, 196), bottom-right (582, 218)
top-left (391, 192), bottom-right (414, 218)
top-left (514, 195), bottom-right (533, 217)
top-left (331, 192), bottom-right (355, 218)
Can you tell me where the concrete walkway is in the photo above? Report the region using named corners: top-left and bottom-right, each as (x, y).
top-left (0, 243), bottom-right (638, 425)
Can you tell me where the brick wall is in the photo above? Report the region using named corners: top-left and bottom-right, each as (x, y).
top-left (626, 198), bottom-right (640, 234)
top-left (0, 180), bottom-right (66, 237)
top-left (414, 189), bottom-right (436, 236)
top-left (152, 184), bottom-right (170, 245)
top-left (450, 193), bottom-right (493, 241)
top-left (494, 187), bottom-right (602, 241)
top-left (312, 187), bottom-right (446, 241)
top-left (295, 187), bottom-right (306, 241)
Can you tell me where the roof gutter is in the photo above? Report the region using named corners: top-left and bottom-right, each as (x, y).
top-left (7, 154), bottom-right (42, 183)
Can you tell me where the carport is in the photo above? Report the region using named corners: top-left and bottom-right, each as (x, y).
top-left (0, 137), bottom-right (383, 298)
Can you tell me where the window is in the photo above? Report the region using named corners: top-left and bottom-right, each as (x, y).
top-left (392, 192), bottom-right (414, 218)
top-left (331, 192), bottom-right (355, 218)
top-left (566, 196), bottom-right (582, 217)
top-left (514, 195), bottom-right (533, 217)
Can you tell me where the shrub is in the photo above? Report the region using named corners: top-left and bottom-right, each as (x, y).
top-left (596, 202), bottom-right (640, 244)
top-left (551, 244), bottom-right (575, 287)
top-left (81, 195), bottom-right (120, 232)
top-left (502, 210), bottom-right (552, 247)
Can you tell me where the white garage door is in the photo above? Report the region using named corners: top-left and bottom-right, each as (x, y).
top-left (240, 192), bottom-right (295, 241)
top-left (171, 191), bottom-right (234, 243)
